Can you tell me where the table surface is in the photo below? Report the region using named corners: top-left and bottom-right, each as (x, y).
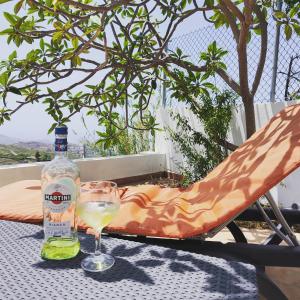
top-left (0, 221), bottom-right (257, 300)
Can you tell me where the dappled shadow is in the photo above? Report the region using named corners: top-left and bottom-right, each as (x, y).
top-left (110, 243), bottom-right (147, 257)
top-left (107, 104), bottom-right (300, 238)
top-left (19, 229), bottom-right (44, 240)
top-left (1, 219), bottom-right (257, 298)
top-left (31, 236), bottom-right (255, 295)
top-left (85, 257), bottom-right (154, 285)
top-left (131, 244), bottom-right (254, 295)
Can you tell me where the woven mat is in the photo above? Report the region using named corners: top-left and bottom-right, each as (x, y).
top-left (0, 221), bottom-right (257, 300)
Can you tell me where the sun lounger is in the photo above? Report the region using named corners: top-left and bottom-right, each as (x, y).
top-left (0, 105), bottom-right (300, 249)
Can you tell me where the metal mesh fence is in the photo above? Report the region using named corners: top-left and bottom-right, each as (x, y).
top-left (68, 144), bottom-right (115, 159)
top-left (166, 19), bottom-right (300, 104)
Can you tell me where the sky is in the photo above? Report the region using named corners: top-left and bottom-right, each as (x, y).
top-left (0, 2), bottom-right (206, 143)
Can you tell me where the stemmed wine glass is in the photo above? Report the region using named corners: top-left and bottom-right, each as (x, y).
top-left (76, 181), bottom-right (120, 272)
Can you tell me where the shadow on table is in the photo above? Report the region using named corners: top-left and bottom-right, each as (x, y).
top-left (19, 229), bottom-right (44, 240)
top-left (85, 256), bottom-right (155, 285)
top-left (32, 244), bottom-right (155, 285)
top-left (146, 247), bottom-right (255, 296)
top-left (32, 238), bottom-right (255, 296)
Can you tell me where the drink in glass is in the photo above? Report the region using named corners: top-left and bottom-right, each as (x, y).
top-left (77, 181), bottom-right (120, 272)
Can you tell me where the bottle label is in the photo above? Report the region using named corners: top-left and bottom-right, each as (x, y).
top-left (44, 182), bottom-right (73, 213)
top-left (55, 138), bottom-right (68, 152)
top-left (44, 220), bottom-right (71, 237)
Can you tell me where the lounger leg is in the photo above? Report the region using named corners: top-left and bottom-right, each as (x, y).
top-left (256, 193), bottom-right (299, 246)
top-left (265, 192), bottom-right (299, 246)
top-left (263, 224), bottom-right (285, 245)
top-left (226, 222), bottom-right (248, 243)
top-left (255, 201), bottom-right (294, 246)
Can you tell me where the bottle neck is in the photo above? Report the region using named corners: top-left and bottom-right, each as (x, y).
top-left (54, 137), bottom-right (68, 158)
top-left (55, 151), bottom-right (68, 158)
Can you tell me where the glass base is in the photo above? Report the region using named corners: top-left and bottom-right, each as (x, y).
top-left (81, 254), bottom-right (115, 272)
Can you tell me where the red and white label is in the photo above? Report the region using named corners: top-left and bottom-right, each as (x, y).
top-left (44, 183), bottom-right (72, 213)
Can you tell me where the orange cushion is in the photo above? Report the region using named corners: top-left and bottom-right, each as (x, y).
top-left (0, 180), bottom-right (42, 223)
top-left (1, 104), bottom-right (300, 238)
top-left (107, 104), bottom-right (300, 238)
top-left (0, 180), bottom-right (127, 225)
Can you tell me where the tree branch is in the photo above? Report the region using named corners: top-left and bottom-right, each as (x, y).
top-left (251, 5), bottom-right (268, 96)
top-left (216, 69), bottom-right (240, 95)
top-left (60, 0), bottom-right (131, 12)
top-left (219, 1), bottom-right (240, 42)
top-left (222, 0), bottom-right (244, 22)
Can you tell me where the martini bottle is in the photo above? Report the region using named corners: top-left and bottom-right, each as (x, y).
top-left (41, 125), bottom-right (80, 260)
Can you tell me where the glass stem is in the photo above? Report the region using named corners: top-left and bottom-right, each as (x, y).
top-left (94, 231), bottom-right (102, 256)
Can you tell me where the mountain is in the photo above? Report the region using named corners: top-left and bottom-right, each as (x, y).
top-left (0, 134), bottom-right (52, 150)
top-left (0, 134), bottom-right (20, 145)
top-left (16, 141), bottom-right (52, 150)
top-left (0, 135), bottom-right (80, 151)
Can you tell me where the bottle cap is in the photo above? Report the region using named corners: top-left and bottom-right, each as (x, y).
top-left (55, 125), bottom-right (68, 135)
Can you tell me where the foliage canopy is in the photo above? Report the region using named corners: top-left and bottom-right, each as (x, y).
top-left (0, 0), bottom-right (299, 143)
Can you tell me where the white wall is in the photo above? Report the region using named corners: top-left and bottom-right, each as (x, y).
top-left (155, 101), bottom-right (300, 208)
top-left (0, 153), bottom-right (166, 188)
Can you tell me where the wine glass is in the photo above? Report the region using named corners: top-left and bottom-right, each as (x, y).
top-left (76, 181), bottom-right (120, 272)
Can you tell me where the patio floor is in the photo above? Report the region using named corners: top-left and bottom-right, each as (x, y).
top-left (207, 228), bottom-right (300, 300)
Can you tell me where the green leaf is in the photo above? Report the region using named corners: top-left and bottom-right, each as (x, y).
top-left (53, 21), bottom-right (62, 30)
top-left (274, 11), bottom-right (287, 19)
top-left (8, 50), bottom-right (17, 61)
top-left (40, 38), bottom-right (45, 51)
top-left (253, 27), bottom-right (262, 35)
top-left (75, 56), bottom-right (82, 66)
top-left (14, 0), bottom-right (24, 14)
top-left (181, 0), bottom-right (187, 9)
top-left (0, 72), bottom-right (9, 86)
top-left (284, 25), bottom-right (292, 40)
top-left (72, 37), bottom-right (79, 49)
top-left (52, 31), bottom-right (63, 42)
top-left (205, 0), bottom-right (214, 7)
top-left (201, 72), bottom-right (210, 81)
top-left (201, 81), bottom-right (214, 88)
top-left (7, 35), bottom-right (12, 44)
top-left (71, 56), bottom-right (77, 66)
top-left (14, 35), bottom-right (21, 47)
top-left (294, 24), bottom-right (300, 36)
top-left (3, 12), bottom-right (17, 25)
top-left (0, 28), bottom-right (13, 35)
top-left (3, 113), bottom-right (10, 121)
top-left (289, 6), bottom-right (298, 18)
top-left (7, 86), bottom-right (22, 95)
top-left (47, 87), bottom-right (53, 94)
top-left (151, 80), bottom-right (157, 89)
top-left (176, 48), bottom-right (183, 57)
top-left (48, 123), bottom-right (57, 134)
top-left (208, 41), bottom-right (217, 53)
top-left (0, 0), bottom-right (12, 4)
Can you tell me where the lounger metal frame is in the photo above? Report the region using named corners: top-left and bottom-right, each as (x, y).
top-left (204, 192), bottom-right (299, 246)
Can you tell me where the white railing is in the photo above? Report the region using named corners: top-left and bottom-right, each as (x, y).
top-left (0, 152), bottom-right (166, 188)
